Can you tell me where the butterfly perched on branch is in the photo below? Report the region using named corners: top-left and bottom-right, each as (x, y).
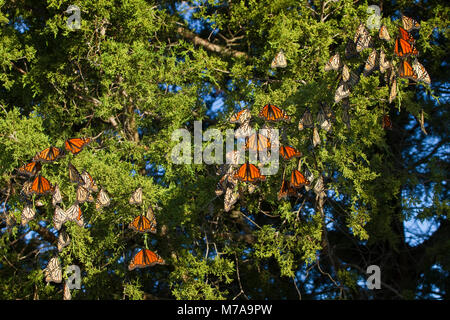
top-left (271, 49), bottom-right (287, 68)
top-left (258, 104), bottom-right (290, 122)
top-left (401, 14), bottom-right (420, 32)
top-left (234, 163), bottom-right (266, 182)
top-left (33, 146), bottom-right (64, 163)
top-left (64, 137), bottom-right (91, 155)
top-left (128, 249), bottom-right (165, 271)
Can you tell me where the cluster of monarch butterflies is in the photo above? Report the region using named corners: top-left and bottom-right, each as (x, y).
top-left (10, 137), bottom-right (114, 299)
top-left (325, 14), bottom-right (430, 132)
top-left (127, 187), bottom-right (165, 271)
top-left (218, 103), bottom-right (327, 211)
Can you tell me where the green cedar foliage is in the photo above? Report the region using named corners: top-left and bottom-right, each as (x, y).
top-left (0, 0), bottom-right (448, 299)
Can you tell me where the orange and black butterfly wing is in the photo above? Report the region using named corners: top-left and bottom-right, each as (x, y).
top-left (248, 163), bottom-right (265, 182)
top-left (34, 146), bottom-right (64, 163)
top-left (398, 27), bottom-right (415, 43)
top-left (280, 146), bottom-right (302, 160)
top-left (399, 60), bottom-right (418, 80)
top-left (395, 38), bottom-right (418, 57)
top-left (65, 138), bottom-right (91, 155)
top-left (128, 249), bottom-right (164, 270)
top-left (30, 176), bottom-right (54, 195)
top-left (246, 134), bottom-right (271, 152)
top-left (17, 161), bottom-right (41, 177)
top-left (129, 215), bottom-right (153, 233)
top-left (128, 249), bottom-right (144, 271)
top-left (259, 104), bottom-right (289, 121)
top-left (143, 249), bottom-right (165, 266)
top-left (290, 170), bottom-right (310, 188)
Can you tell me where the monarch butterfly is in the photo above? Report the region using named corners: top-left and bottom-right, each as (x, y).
top-left (224, 186), bottom-right (239, 212)
top-left (33, 146), bottom-right (64, 163)
top-left (345, 39), bottom-right (358, 59)
top-left (44, 256), bottom-right (63, 283)
top-left (76, 185), bottom-right (94, 203)
top-left (271, 49), bottom-right (287, 68)
top-left (68, 163), bottom-right (84, 184)
top-left (17, 161), bottom-right (41, 177)
top-left (341, 103), bottom-right (351, 129)
top-left (398, 27), bottom-right (415, 44)
top-left (313, 176), bottom-right (325, 195)
top-left (244, 133), bottom-right (271, 152)
top-left (53, 206), bottom-right (69, 231)
top-left (280, 145), bottom-right (302, 160)
top-left (320, 103), bottom-right (335, 122)
top-left (324, 53), bottom-right (341, 72)
top-left (388, 78), bottom-right (397, 104)
top-left (258, 104), bottom-right (290, 122)
top-left (57, 230), bottom-right (71, 252)
top-left (95, 188), bottom-right (111, 210)
top-left (278, 180), bottom-right (297, 200)
top-left (382, 114), bottom-right (393, 129)
top-left (229, 109), bottom-right (251, 124)
top-left (129, 187), bottom-right (143, 205)
top-left (81, 170), bottom-right (99, 192)
top-left (317, 111), bottom-right (332, 132)
top-left (354, 24), bottom-right (372, 52)
top-left (335, 81), bottom-right (351, 103)
top-left (128, 249), bottom-right (165, 271)
top-left (290, 169), bottom-right (310, 188)
top-left (342, 64), bottom-right (350, 82)
top-left (412, 59), bottom-right (431, 85)
top-left (64, 137), bottom-right (91, 155)
top-left (146, 205), bottom-right (157, 224)
top-left (379, 50), bottom-right (391, 74)
top-left (30, 175), bottom-right (54, 195)
top-left (235, 121), bottom-right (254, 139)
top-left (298, 109), bottom-right (314, 131)
top-left (379, 25), bottom-right (391, 41)
top-left (21, 205), bottom-right (36, 226)
top-left (234, 163), bottom-right (266, 182)
top-left (52, 184), bottom-right (62, 207)
top-left (66, 203), bottom-right (84, 227)
top-left (363, 49), bottom-right (378, 76)
top-left (312, 127), bottom-right (321, 147)
top-left (401, 14), bottom-right (420, 32)
top-left (398, 60), bottom-right (418, 81)
top-left (394, 38), bottom-right (418, 57)
top-left (128, 215), bottom-right (156, 233)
